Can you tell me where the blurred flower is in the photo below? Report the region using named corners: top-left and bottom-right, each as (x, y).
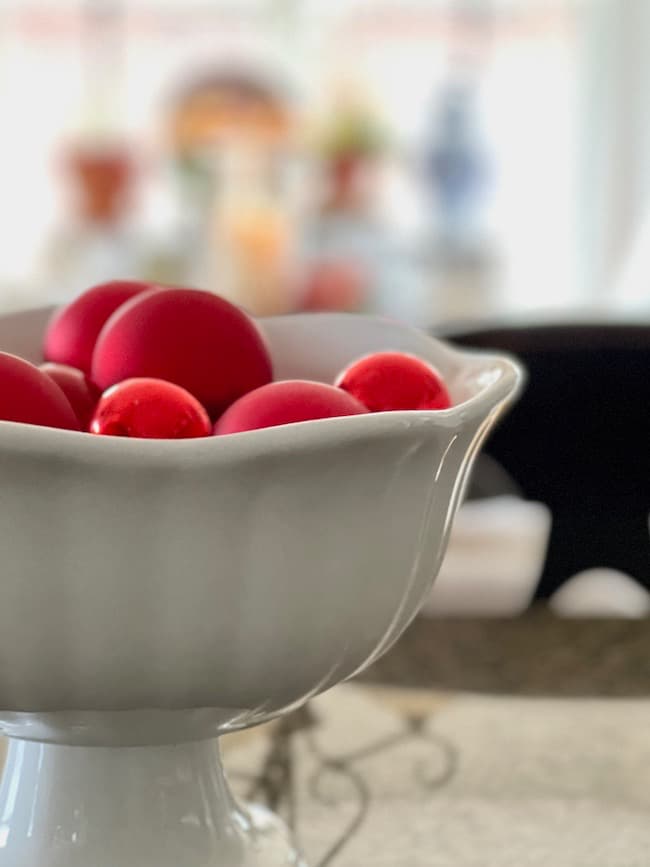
top-left (314, 91), bottom-right (388, 161)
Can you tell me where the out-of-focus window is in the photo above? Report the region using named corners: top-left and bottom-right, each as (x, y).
top-left (0, 1), bottom-right (647, 323)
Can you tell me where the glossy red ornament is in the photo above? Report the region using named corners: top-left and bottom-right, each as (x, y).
top-left (336, 351), bottom-right (451, 412)
top-left (44, 280), bottom-right (156, 374)
top-left (0, 353), bottom-right (80, 430)
top-left (91, 288), bottom-right (273, 416)
top-left (90, 378), bottom-right (211, 439)
top-left (214, 379), bottom-right (368, 435)
top-left (40, 362), bottom-right (100, 429)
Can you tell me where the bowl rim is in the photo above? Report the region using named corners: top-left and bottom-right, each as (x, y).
top-left (0, 310), bottom-right (524, 467)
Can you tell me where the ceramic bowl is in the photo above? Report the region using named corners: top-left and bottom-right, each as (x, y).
top-left (0, 307), bottom-right (522, 867)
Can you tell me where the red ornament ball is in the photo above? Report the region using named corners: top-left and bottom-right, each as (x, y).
top-left (90, 378), bottom-right (211, 439)
top-left (40, 363), bottom-right (100, 429)
top-left (336, 351), bottom-right (451, 412)
top-left (0, 353), bottom-right (80, 430)
top-left (92, 288), bottom-right (273, 417)
top-left (44, 279), bottom-right (155, 374)
top-left (215, 379), bottom-right (368, 435)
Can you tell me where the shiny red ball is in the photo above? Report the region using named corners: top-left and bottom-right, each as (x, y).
top-left (44, 279), bottom-right (156, 374)
top-left (92, 288), bottom-right (273, 417)
top-left (40, 363), bottom-right (101, 429)
top-left (214, 379), bottom-right (368, 435)
top-left (0, 353), bottom-right (80, 430)
top-left (90, 378), bottom-right (211, 439)
top-left (336, 351), bottom-right (451, 412)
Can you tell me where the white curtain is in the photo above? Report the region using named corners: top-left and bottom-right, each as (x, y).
top-left (576, 0), bottom-right (650, 309)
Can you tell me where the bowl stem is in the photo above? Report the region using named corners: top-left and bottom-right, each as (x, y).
top-left (0, 736), bottom-right (304, 866)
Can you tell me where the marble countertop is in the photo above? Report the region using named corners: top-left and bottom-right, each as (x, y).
top-left (224, 679), bottom-right (650, 866)
top-left (218, 611), bottom-right (650, 865)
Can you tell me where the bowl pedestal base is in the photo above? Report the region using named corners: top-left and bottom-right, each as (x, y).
top-left (0, 736), bottom-right (304, 867)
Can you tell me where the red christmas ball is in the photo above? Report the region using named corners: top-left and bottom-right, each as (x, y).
top-left (0, 353), bottom-right (80, 430)
top-left (214, 379), bottom-right (368, 435)
top-left (336, 351), bottom-right (451, 412)
top-left (90, 378), bottom-right (211, 439)
top-left (44, 280), bottom-right (156, 374)
top-left (92, 288), bottom-right (273, 417)
top-left (40, 362), bottom-right (100, 429)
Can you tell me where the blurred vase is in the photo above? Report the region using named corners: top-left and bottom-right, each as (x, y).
top-left (426, 80), bottom-right (491, 257)
top-left (44, 141), bottom-right (142, 303)
top-left (67, 144), bottom-right (134, 226)
top-left (325, 152), bottom-right (369, 210)
top-left (164, 68), bottom-right (299, 312)
top-left (210, 143), bottom-right (296, 315)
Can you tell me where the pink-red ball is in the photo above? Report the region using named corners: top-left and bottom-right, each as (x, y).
top-left (336, 351), bottom-right (451, 412)
top-left (44, 279), bottom-right (155, 374)
top-left (92, 288), bottom-right (273, 417)
top-left (215, 379), bottom-right (368, 435)
top-left (90, 378), bottom-right (211, 439)
top-left (0, 352), bottom-right (80, 430)
top-left (40, 363), bottom-right (100, 429)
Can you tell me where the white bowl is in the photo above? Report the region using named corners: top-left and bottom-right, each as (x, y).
top-left (0, 308), bottom-right (522, 867)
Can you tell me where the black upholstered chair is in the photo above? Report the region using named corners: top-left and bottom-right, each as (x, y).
top-left (440, 323), bottom-right (650, 598)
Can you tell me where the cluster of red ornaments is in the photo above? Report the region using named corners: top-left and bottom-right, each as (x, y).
top-left (0, 280), bottom-right (452, 439)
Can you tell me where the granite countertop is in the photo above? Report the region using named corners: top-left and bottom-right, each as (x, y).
top-left (361, 608), bottom-right (650, 697)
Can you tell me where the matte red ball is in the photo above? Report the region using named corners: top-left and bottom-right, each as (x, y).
top-left (214, 380), bottom-right (368, 435)
top-left (336, 351), bottom-right (451, 412)
top-left (44, 280), bottom-right (156, 374)
top-left (40, 363), bottom-right (101, 429)
top-left (0, 353), bottom-right (80, 430)
top-left (90, 378), bottom-right (211, 439)
top-left (92, 288), bottom-right (273, 416)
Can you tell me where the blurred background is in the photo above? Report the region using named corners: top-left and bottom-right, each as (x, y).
top-left (2, 0), bottom-right (649, 326)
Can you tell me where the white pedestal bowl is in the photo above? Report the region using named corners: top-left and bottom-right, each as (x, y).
top-left (0, 309), bottom-right (522, 866)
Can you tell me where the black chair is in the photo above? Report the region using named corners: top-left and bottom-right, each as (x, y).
top-left (440, 323), bottom-right (650, 597)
